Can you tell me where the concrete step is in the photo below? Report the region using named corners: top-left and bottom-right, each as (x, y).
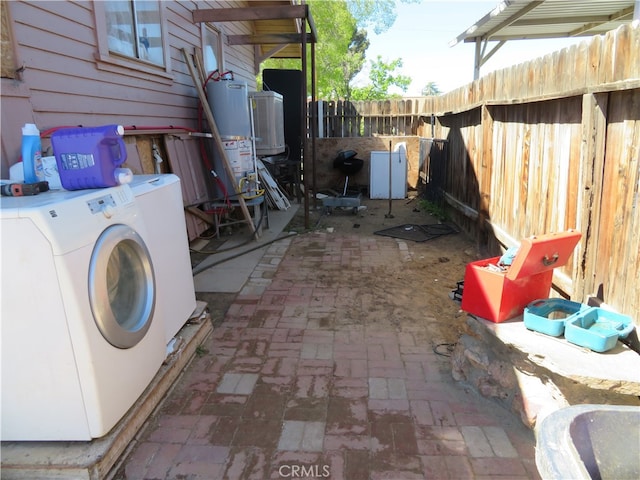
top-left (452, 315), bottom-right (640, 429)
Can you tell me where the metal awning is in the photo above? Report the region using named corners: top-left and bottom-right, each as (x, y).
top-left (451, 0), bottom-right (639, 79)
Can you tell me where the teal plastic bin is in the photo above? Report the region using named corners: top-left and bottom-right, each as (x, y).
top-left (523, 298), bottom-right (589, 337)
top-left (564, 307), bottom-right (634, 353)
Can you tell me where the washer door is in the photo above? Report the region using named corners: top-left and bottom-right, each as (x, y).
top-left (89, 224), bottom-right (156, 349)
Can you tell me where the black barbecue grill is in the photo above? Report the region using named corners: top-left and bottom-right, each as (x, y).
top-left (322, 150), bottom-right (364, 214)
top-left (333, 150), bottom-right (364, 195)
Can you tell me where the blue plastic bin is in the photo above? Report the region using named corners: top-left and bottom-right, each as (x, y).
top-left (523, 298), bottom-right (589, 337)
top-left (564, 307), bottom-right (634, 353)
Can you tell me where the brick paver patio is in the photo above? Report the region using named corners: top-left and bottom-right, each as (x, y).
top-left (119, 232), bottom-right (540, 479)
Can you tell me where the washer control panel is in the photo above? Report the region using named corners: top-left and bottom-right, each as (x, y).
top-left (87, 195), bottom-right (117, 215)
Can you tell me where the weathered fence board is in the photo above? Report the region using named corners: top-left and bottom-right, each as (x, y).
top-left (312, 97), bottom-right (430, 137)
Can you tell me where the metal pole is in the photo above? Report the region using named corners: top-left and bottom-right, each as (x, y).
top-left (302, 7), bottom-right (309, 230)
top-left (311, 41), bottom-right (317, 212)
top-left (385, 140), bottom-right (394, 218)
top-left (474, 38), bottom-right (481, 80)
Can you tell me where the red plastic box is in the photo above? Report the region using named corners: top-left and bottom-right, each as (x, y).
top-left (461, 230), bottom-right (582, 323)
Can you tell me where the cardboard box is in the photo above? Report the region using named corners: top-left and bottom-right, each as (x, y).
top-left (461, 230), bottom-right (582, 323)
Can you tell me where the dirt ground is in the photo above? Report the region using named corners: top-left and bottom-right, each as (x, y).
top-left (196, 192), bottom-right (481, 347)
top-left (294, 194), bottom-right (478, 343)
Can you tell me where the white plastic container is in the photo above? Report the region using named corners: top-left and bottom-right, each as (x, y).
top-left (21, 123), bottom-right (44, 183)
top-left (41, 156), bottom-right (63, 189)
top-left (9, 162), bottom-right (24, 182)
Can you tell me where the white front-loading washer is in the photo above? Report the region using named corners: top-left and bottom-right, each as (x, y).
top-left (129, 174), bottom-right (197, 346)
top-left (0, 184), bottom-right (166, 441)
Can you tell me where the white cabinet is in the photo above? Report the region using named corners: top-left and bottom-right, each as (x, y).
top-left (369, 150), bottom-right (407, 199)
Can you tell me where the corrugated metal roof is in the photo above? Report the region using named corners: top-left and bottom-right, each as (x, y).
top-left (451, 0), bottom-right (638, 79)
top-left (452, 0), bottom-right (637, 45)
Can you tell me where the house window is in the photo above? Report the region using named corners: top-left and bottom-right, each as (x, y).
top-left (105, 0), bottom-right (164, 66)
top-left (203, 25), bottom-right (222, 75)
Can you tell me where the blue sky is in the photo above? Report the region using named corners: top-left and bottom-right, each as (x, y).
top-left (352, 0), bottom-right (587, 95)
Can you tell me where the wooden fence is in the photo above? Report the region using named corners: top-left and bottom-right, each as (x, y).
top-left (425, 22), bottom-right (639, 324)
top-left (309, 22), bottom-right (639, 327)
top-left (311, 97), bottom-right (432, 137)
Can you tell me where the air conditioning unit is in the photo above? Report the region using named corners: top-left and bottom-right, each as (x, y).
top-left (249, 91), bottom-right (285, 156)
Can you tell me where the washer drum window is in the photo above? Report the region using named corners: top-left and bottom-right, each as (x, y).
top-left (89, 224), bottom-right (156, 349)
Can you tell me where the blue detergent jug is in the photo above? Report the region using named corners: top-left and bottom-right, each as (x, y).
top-left (21, 123), bottom-right (44, 184)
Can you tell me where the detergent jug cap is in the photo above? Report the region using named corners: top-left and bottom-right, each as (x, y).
top-left (115, 125), bottom-right (124, 136)
top-left (22, 123), bottom-right (40, 135)
top-left (115, 167), bottom-right (133, 185)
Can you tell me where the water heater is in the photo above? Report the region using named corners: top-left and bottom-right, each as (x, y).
top-left (206, 79), bottom-right (253, 197)
top-left (206, 80), bottom-right (251, 138)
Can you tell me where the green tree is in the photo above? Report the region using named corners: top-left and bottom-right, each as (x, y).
top-left (421, 82), bottom-right (441, 96)
top-left (312, 0), bottom-right (363, 98)
top-left (260, 0), bottom-right (417, 100)
top-left (347, 0), bottom-right (420, 34)
top-left (351, 55), bottom-right (411, 100)
top-left (341, 29), bottom-right (369, 100)
top-left (347, 0), bottom-right (398, 34)
top-left (260, 0), bottom-right (360, 99)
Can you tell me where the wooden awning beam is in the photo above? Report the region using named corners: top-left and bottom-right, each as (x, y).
top-left (194, 5), bottom-right (305, 23)
top-left (228, 33), bottom-right (314, 46)
top-left (255, 44), bottom-right (289, 65)
top-left (193, 5), bottom-right (317, 42)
